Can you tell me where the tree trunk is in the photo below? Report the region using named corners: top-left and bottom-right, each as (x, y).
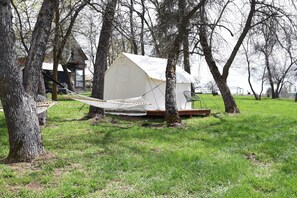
top-left (165, 51), bottom-right (182, 127)
top-left (22, 0), bottom-right (58, 126)
top-left (130, 0), bottom-right (138, 54)
top-left (199, 33), bottom-right (239, 113)
top-left (245, 49), bottom-right (259, 100)
top-left (38, 73), bottom-right (47, 126)
top-left (51, 1), bottom-right (88, 99)
top-left (52, 5), bottom-right (60, 101)
top-left (88, 0), bottom-right (118, 118)
top-left (265, 53), bottom-right (276, 98)
top-left (23, 0), bottom-right (58, 98)
top-left (0, 1), bottom-right (44, 163)
top-left (140, 0), bottom-right (146, 55)
top-left (183, 28), bottom-right (194, 93)
top-left (165, 0), bottom-right (206, 126)
top-left (199, 4), bottom-right (240, 113)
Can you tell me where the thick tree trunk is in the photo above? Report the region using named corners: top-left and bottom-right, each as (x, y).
top-left (22, 0), bottom-right (58, 126)
top-left (165, 0), bottom-right (206, 126)
top-left (23, 0), bottom-right (57, 98)
top-left (88, 0), bottom-right (117, 118)
top-left (165, 51), bottom-right (181, 127)
top-left (2, 93), bottom-right (45, 163)
top-left (0, 1), bottom-right (44, 163)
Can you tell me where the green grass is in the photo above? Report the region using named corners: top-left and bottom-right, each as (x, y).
top-left (1, 95), bottom-right (297, 197)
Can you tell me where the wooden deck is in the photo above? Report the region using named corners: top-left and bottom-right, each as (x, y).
top-left (146, 109), bottom-right (211, 117)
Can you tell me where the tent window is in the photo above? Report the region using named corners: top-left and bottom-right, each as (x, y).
top-left (76, 69), bottom-right (83, 87)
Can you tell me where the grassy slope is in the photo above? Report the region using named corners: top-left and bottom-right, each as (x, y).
top-left (0, 95), bottom-right (297, 197)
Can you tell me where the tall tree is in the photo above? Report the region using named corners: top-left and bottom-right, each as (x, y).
top-left (23, 0), bottom-right (58, 98)
top-left (199, 0), bottom-right (257, 113)
top-left (51, 0), bottom-right (88, 100)
top-left (0, 0), bottom-right (45, 163)
top-left (165, 0), bottom-right (206, 127)
top-left (129, 0), bottom-right (138, 54)
top-left (88, 0), bottom-right (118, 118)
top-left (255, 19), bottom-right (297, 98)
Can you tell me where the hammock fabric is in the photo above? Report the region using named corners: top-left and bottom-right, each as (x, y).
top-left (0, 101), bottom-right (57, 114)
top-left (67, 94), bottom-right (150, 110)
top-left (36, 101), bottom-right (57, 114)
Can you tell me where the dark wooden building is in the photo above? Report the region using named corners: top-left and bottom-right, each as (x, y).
top-left (42, 36), bottom-right (88, 92)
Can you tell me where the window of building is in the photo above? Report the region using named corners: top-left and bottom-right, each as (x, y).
top-left (76, 69), bottom-right (84, 88)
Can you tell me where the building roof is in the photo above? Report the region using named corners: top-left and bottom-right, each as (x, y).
top-left (122, 53), bottom-right (195, 83)
top-left (42, 62), bottom-right (71, 72)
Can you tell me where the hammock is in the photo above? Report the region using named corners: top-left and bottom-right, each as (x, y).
top-left (67, 94), bottom-right (150, 110)
top-left (36, 101), bottom-right (57, 114)
top-left (0, 101), bottom-right (57, 114)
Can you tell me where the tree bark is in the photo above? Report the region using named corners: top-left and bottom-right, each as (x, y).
top-left (265, 53), bottom-right (277, 98)
top-left (38, 73), bottom-right (47, 126)
top-left (23, 0), bottom-right (58, 98)
top-left (243, 46), bottom-right (259, 100)
top-left (130, 0), bottom-right (138, 54)
top-left (0, 1), bottom-right (45, 163)
top-left (140, 0), bottom-right (146, 55)
top-left (198, 1), bottom-right (258, 113)
top-left (183, 28), bottom-right (194, 93)
top-left (199, 7), bottom-right (239, 113)
top-left (51, 1), bottom-right (88, 100)
top-left (88, 0), bottom-right (118, 118)
top-left (52, 5), bottom-right (60, 101)
top-left (166, 49), bottom-right (182, 127)
top-left (165, 0), bottom-right (206, 126)
top-left (22, 0), bottom-right (58, 126)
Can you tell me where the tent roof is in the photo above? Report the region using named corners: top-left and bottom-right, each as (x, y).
top-left (122, 53), bottom-right (195, 83)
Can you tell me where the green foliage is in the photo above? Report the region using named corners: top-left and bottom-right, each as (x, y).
top-left (0, 95), bottom-right (297, 197)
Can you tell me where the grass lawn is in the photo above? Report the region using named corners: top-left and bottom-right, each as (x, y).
top-left (0, 95), bottom-right (297, 197)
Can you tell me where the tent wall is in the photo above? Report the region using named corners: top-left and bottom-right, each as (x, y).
top-left (104, 53), bottom-right (194, 112)
top-left (104, 56), bottom-right (147, 110)
top-left (144, 79), bottom-right (192, 110)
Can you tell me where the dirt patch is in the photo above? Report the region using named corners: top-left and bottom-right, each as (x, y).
top-left (150, 148), bottom-right (162, 153)
top-left (7, 153), bottom-right (56, 173)
top-left (141, 123), bottom-right (165, 128)
top-left (245, 153), bottom-right (261, 164)
top-left (24, 182), bottom-right (44, 192)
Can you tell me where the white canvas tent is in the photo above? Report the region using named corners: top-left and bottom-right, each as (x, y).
top-left (104, 53), bottom-right (196, 113)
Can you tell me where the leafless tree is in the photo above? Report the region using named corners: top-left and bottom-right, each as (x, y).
top-left (164, 0), bottom-right (206, 127)
top-left (88, 0), bottom-right (118, 118)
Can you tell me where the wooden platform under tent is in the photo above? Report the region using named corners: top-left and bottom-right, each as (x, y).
top-left (105, 109), bottom-right (211, 117)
